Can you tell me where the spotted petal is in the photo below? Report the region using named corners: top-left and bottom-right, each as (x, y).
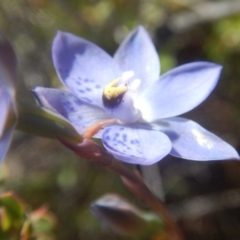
top-left (160, 117), bottom-right (239, 160)
top-left (52, 31), bottom-right (120, 107)
top-left (33, 87), bottom-right (111, 137)
top-left (114, 26), bottom-right (160, 94)
top-left (102, 125), bottom-right (172, 165)
top-left (136, 62), bottom-right (222, 122)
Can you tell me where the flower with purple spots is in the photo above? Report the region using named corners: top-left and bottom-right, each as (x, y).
top-left (34, 26), bottom-right (239, 165)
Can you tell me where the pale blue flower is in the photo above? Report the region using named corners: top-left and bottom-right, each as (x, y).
top-left (0, 36), bottom-right (17, 162)
top-left (34, 26), bottom-right (239, 165)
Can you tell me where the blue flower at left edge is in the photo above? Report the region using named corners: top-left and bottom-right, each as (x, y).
top-left (34, 26), bottom-right (239, 165)
top-left (0, 36), bottom-right (17, 162)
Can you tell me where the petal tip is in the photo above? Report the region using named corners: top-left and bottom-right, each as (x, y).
top-left (133, 25), bottom-right (149, 38)
top-left (229, 150), bottom-right (240, 160)
top-left (197, 61), bottom-right (223, 72)
top-left (135, 25), bottom-right (146, 32)
top-left (53, 31), bottom-right (68, 47)
top-left (55, 30), bottom-right (65, 38)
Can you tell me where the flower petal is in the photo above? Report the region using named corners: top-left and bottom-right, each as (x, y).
top-left (102, 125), bottom-right (172, 165)
top-left (160, 117), bottom-right (239, 160)
top-left (0, 93), bottom-right (15, 162)
top-left (114, 26), bottom-right (160, 94)
top-left (0, 128), bottom-right (13, 162)
top-left (136, 62), bottom-right (222, 122)
top-left (52, 31), bottom-right (120, 107)
top-left (0, 34), bottom-right (17, 89)
top-left (0, 90), bottom-right (9, 135)
top-left (0, 35), bottom-right (18, 162)
top-left (33, 87), bottom-right (111, 137)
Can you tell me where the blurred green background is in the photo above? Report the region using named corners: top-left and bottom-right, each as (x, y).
top-left (1, 0), bottom-right (240, 239)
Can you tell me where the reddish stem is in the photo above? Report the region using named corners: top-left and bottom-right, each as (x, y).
top-left (59, 138), bottom-right (184, 240)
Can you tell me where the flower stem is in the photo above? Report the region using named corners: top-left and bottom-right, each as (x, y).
top-left (108, 160), bottom-right (184, 240)
top-left (59, 138), bottom-right (184, 240)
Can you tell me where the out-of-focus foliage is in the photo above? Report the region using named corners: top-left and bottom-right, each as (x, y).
top-left (0, 191), bottom-right (56, 240)
top-left (1, 0), bottom-right (240, 239)
top-left (0, 0), bottom-right (165, 89)
top-left (204, 15), bottom-right (240, 108)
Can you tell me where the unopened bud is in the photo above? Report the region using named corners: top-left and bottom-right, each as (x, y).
top-left (91, 194), bottom-right (163, 237)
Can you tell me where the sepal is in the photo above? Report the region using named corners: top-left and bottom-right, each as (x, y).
top-left (16, 102), bottom-right (82, 143)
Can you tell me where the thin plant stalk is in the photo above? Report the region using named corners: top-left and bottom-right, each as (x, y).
top-left (60, 138), bottom-right (184, 240)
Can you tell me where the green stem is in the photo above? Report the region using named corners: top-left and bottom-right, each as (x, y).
top-left (16, 101), bottom-right (82, 143)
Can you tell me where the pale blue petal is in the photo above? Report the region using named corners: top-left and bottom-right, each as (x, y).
top-left (114, 26), bottom-right (160, 94)
top-left (52, 31), bottom-right (120, 108)
top-left (0, 34), bottom-right (17, 89)
top-left (0, 90), bottom-right (9, 135)
top-left (33, 87), bottom-right (111, 137)
top-left (0, 128), bottom-right (13, 162)
top-left (0, 35), bottom-right (18, 117)
top-left (0, 93), bottom-right (15, 163)
top-left (136, 62), bottom-right (222, 122)
top-left (160, 117), bottom-right (239, 160)
top-left (0, 36), bottom-right (17, 162)
top-left (102, 125), bottom-right (172, 165)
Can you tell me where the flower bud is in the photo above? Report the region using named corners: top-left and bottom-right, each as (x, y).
top-left (91, 194), bottom-right (163, 237)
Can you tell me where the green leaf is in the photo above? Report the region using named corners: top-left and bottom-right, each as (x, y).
top-left (0, 208), bottom-right (11, 231)
top-left (0, 192), bottom-right (24, 219)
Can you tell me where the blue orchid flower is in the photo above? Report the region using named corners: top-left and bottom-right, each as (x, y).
top-left (34, 26), bottom-right (239, 165)
top-left (0, 36), bottom-right (18, 162)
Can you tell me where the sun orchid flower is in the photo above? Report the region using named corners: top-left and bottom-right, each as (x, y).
top-left (34, 26), bottom-right (239, 165)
